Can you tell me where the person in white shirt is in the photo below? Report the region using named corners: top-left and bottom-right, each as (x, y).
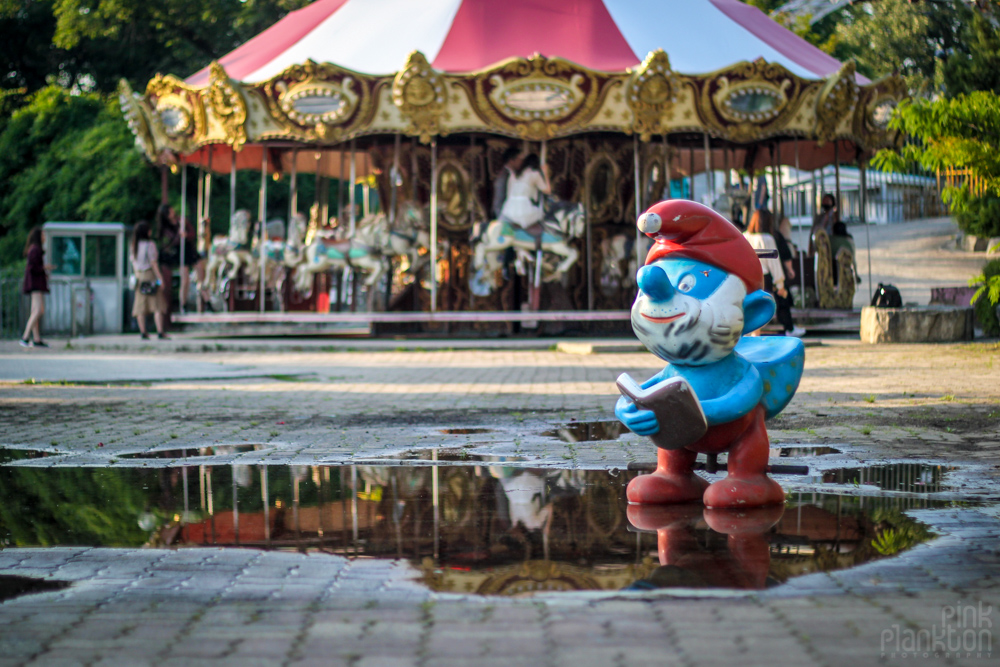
top-left (743, 209), bottom-right (804, 337)
top-left (499, 153), bottom-right (551, 235)
top-left (130, 221), bottom-right (168, 339)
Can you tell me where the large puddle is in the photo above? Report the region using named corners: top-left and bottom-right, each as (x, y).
top-left (0, 449), bottom-right (959, 596)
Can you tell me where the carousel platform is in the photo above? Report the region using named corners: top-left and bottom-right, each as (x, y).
top-left (171, 309), bottom-right (632, 336)
top-left (169, 307), bottom-right (859, 338)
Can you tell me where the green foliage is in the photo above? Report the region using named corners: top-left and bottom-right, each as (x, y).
top-left (0, 86), bottom-right (160, 267)
top-left (943, 189), bottom-right (1000, 239)
top-left (0, 0), bottom-right (311, 94)
top-left (0, 453), bottom-right (157, 547)
top-left (970, 259), bottom-right (1000, 336)
top-left (941, 5), bottom-right (1000, 96)
top-left (872, 91), bottom-right (1000, 193)
top-left (869, 507), bottom-right (933, 557)
top-left (831, 0), bottom-right (1000, 97)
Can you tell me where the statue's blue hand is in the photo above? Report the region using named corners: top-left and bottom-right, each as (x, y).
top-left (615, 395), bottom-right (660, 435)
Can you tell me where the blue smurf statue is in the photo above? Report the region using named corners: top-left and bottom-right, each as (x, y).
top-left (615, 200), bottom-right (804, 508)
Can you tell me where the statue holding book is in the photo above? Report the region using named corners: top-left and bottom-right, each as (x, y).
top-left (615, 200), bottom-right (805, 509)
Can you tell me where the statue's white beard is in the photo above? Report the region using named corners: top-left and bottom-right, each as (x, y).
top-left (631, 277), bottom-right (746, 366)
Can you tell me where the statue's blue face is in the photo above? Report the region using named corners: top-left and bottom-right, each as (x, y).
top-left (631, 257), bottom-right (747, 365)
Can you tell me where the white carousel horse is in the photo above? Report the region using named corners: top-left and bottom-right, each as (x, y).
top-left (204, 209), bottom-right (253, 296)
top-left (291, 204), bottom-right (429, 294)
top-left (470, 197), bottom-right (586, 293)
top-left (284, 212), bottom-right (309, 268)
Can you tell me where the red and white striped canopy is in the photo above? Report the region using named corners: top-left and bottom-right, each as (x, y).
top-left (187, 0), bottom-right (856, 86)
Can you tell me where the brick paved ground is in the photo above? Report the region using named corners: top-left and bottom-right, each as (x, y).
top-left (1, 339), bottom-right (998, 665)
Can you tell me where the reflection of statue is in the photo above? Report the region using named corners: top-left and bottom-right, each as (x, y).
top-left (615, 200), bottom-right (805, 509)
top-left (627, 504), bottom-right (784, 590)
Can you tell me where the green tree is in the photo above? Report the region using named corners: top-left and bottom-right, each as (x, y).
top-left (941, 7), bottom-right (1000, 96)
top-left (0, 86), bottom-right (160, 263)
top-left (873, 91), bottom-right (1000, 196)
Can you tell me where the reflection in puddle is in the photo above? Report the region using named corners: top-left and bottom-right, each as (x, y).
top-left (772, 446), bottom-right (842, 457)
top-left (815, 464), bottom-right (957, 494)
top-left (0, 576), bottom-right (69, 602)
top-left (117, 445), bottom-right (262, 460)
top-left (439, 428), bottom-right (494, 435)
top-left (0, 450), bottom-right (952, 596)
top-left (541, 421), bottom-right (626, 443)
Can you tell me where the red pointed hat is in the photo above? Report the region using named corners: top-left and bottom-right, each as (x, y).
top-left (637, 199), bottom-right (763, 292)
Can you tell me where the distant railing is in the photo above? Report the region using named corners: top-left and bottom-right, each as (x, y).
top-left (780, 164), bottom-right (944, 225)
top-left (938, 167), bottom-right (988, 197)
top-left (0, 277), bottom-right (93, 339)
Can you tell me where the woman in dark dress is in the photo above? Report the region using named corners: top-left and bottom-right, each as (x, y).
top-left (20, 226), bottom-right (50, 347)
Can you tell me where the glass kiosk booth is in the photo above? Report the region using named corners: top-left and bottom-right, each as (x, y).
top-left (43, 222), bottom-right (127, 335)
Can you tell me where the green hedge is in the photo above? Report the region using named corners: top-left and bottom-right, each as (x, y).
top-left (972, 258), bottom-right (1000, 336)
top-left (944, 188), bottom-right (1000, 239)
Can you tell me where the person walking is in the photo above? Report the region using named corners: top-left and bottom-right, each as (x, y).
top-left (20, 226), bottom-right (50, 348)
top-left (744, 209), bottom-right (805, 337)
top-left (130, 221), bottom-right (169, 339)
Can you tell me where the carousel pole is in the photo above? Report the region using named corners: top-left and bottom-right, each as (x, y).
top-left (662, 135), bottom-right (672, 199)
top-left (317, 151), bottom-right (325, 226)
top-left (347, 140), bottom-right (357, 311)
top-left (774, 143), bottom-right (783, 219)
top-left (179, 163), bottom-right (188, 314)
top-left (390, 134), bottom-right (401, 225)
top-left (834, 141), bottom-right (841, 211)
top-left (860, 155), bottom-right (873, 302)
top-left (259, 147), bottom-right (268, 314)
top-left (689, 147), bottom-right (695, 202)
top-left (585, 142), bottom-right (593, 310)
top-left (229, 149), bottom-right (237, 225)
top-left (633, 134), bottom-right (642, 268)
top-left (795, 138), bottom-right (805, 305)
top-left (349, 139), bottom-right (357, 235)
top-left (429, 138), bottom-right (438, 312)
top-left (703, 133), bottom-right (714, 203)
top-left (289, 148), bottom-right (298, 222)
top-left (532, 140), bottom-right (547, 312)
top-left (723, 144), bottom-right (730, 194)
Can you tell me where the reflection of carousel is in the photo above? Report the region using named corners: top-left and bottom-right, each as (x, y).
top-left (121, 0), bottom-right (904, 333)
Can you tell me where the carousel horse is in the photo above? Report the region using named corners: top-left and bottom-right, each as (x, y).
top-left (284, 212), bottom-right (309, 267)
top-left (813, 226), bottom-right (855, 309)
top-left (292, 203), bottom-right (429, 294)
top-left (470, 196), bottom-right (586, 292)
top-left (204, 209), bottom-right (254, 296)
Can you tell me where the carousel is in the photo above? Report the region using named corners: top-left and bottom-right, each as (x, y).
top-left (119, 0), bottom-right (905, 332)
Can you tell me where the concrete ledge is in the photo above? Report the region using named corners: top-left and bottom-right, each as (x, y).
top-left (860, 305), bottom-right (975, 344)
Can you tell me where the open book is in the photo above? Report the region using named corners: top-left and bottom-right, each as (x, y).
top-left (616, 373), bottom-right (708, 450)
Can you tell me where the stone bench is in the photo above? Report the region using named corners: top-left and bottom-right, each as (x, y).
top-left (860, 305), bottom-right (975, 344)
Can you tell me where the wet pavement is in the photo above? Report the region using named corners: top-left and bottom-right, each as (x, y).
top-left (1, 340), bottom-right (998, 665)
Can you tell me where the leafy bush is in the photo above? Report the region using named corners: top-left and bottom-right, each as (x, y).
top-left (970, 258), bottom-right (1000, 336)
top-left (0, 86), bottom-right (160, 268)
top-left (944, 188), bottom-right (1000, 238)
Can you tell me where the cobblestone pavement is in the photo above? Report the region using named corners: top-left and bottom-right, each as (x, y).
top-left (1, 339), bottom-right (999, 665)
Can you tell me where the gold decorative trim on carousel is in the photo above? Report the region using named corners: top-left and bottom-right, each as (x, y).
top-left (697, 58), bottom-right (806, 144)
top-left (145, 73), bottom-right (209, 143)
top-left (814, 61), bottom-right (859, 145)
top-left (852, 73), bottom-right (907, 151)
top-left (261, 59), bottom-right (381, 142)
top-left (393, 51), bottom-right (448, 143)
top-left (626, 50), bottom-right (681, 141)
top-left (206, 61), bottom-right (250, 151)
top-left (118, 79), bottom-right (158, 158)
top-left (470, 54), bottom-right (616, 140)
